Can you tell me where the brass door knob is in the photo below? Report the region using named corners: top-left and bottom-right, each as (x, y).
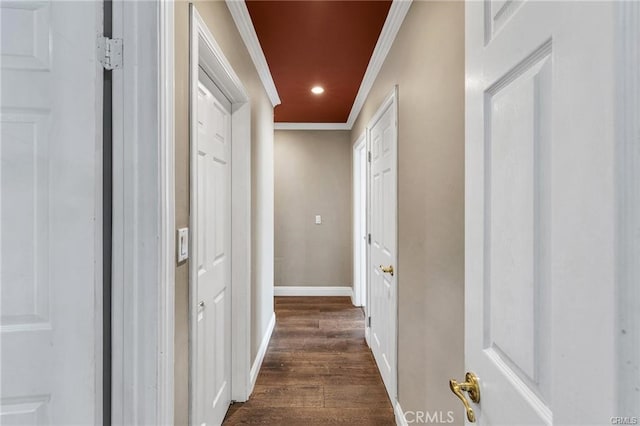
top-left (449, 372), bottom-right (480, 422)
top-left (379, 265), bottom-right (394, 276)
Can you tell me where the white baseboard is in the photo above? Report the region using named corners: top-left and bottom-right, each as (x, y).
top-left (274, 286), bottom-right (353, 297)
top-left (395, 400), bottom-right (408, 426)
top-left (249, 312), bottom-right (275, 393)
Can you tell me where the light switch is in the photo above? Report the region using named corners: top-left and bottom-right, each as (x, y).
top-left (177, 228), bottom-right (189, 262)
top-left (315, 215), bottom-right (322, 225)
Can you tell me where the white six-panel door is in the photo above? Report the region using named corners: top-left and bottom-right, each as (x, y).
top-left (0, 1), bottom-right (102, 424)
top-left (369, 89), bottom-right (398, 401)
top-left (194, 76), bottom-right (232, 426)
top-left (465, 1), bottom-right (618, 424)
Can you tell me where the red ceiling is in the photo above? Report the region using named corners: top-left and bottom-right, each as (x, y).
top-left (245, 1), bottom-right (392, 123)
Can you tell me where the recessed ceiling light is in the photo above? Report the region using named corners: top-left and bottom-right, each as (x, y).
top-left (311, 86), bottom-right (325, 95)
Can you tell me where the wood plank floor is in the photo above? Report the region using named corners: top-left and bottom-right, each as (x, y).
top-left (223, 296), bottom-right (395, 425)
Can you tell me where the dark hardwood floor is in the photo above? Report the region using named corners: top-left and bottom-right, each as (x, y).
top-left (223, 296), bottom-right (395, 425)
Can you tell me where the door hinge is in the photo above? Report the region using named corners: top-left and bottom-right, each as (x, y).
top-left (367, 316), bottom-right (371, 327)
top-left (368, 233), bottom-right (371, 244)
top-left (98, 36), bottom-right (123, 70)
top-left (368, 151), bottom-right (371, 163)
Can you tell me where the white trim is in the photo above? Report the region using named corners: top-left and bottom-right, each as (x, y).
top-left (158, 1), bottom-right (175, 424)
top-left (616, 1), bottom-right (640, 414)
top-left (275, 122), bottom-right (351, 131)
top-left (367, 86), bottom-right (398, 130)
top-left (230, 104), bottom-right (253, 402)
top-left (346, 0), bottom-right (412, 128)
top-left (274, 286), bottom-right (353, 297)
top-left (225, 0), bottom-right (281, 107)
top-left (352, 133), bottom-right (367, 308)
top-left (394, 400), bottom-right (408, 426)
top-left (193, 10), bottom-right (249, 105)
top-left (249, 313), bottom-right (276, 392)
top-left (189, 6), bottom-right (253, 419)
top-left (111, 1), bottom-right (167, 423)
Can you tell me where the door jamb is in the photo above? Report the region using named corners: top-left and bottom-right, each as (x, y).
top-left (189, 6), bottom-right (253, 425)
top-left (158, 1), bottom-right (176, 423)
top-left (111, 1), bottom-right (175, 424)
top-left (616, 2), bottom-right (640, 414)
top-left (353, 133), bottom-right (367, 309)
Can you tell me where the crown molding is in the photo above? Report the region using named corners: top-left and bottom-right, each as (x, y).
top-left (226, 0), bottom-right (281, 107)
top-left (274, 122), bottom-right (351, 131)
top-left (346, 0), bottom-right (412, 128)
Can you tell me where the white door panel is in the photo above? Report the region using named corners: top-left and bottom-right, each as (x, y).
top-left (194, 77), bottom-right (232, 426)
top-left (466, 1), bottom-right (618, 424)
top-left (0, 1), bottom-right (102, 424)
top-left (369, 89), bottom-right (397, 401)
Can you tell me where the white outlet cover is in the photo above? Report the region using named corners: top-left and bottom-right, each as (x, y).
top-left (315, 215), bottom-right (322, 225)
top-left (177, 228), bottom-right (189, 262)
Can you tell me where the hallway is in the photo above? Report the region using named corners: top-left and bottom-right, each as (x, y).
top-left (223, 297), bottom-right (395, 425)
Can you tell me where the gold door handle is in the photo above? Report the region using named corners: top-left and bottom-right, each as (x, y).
top-left (449, 372), bottom-right (480, 423)
top-left (379, 265), bottom-right (394, 276)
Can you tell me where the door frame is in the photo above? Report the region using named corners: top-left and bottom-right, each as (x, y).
top-left (158, 1), bottom-right (176, 422)
top-left (110, 1), bottom-right (175, 424)
top-left (367, 86), bottom-right (399, 402)
top-left (616, 2), bottom-right (640, 414)
top-left (352, 132), bottom-right (368, 309)
top-left (188, 6), bottom-right (253, 423)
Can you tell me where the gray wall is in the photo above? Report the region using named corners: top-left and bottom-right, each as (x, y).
top-left (174, 2), bottom-right (275, 423)
top-left (274, 130), bottom-right (352, 288)
top-left (351, 1), bottom-right (465, 423)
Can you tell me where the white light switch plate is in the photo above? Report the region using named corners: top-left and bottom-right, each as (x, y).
top-left (315, 215), bottom-right (322, 225)
top-left (177, 228), bottom-right (189, 262)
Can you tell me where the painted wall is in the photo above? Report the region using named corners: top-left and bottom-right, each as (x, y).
top-left (174, 2), bottom-right (275, 424)
top-left (351, 1), bottom-right (465, 423)
top-left (274, 130), bottom-right (352, 288)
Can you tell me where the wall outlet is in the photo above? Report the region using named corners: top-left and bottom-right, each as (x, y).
top-left (315, 215), bottom-right (322, 225)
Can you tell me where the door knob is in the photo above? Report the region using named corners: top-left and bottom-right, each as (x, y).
top-left (449, 372), bottom-right (480, 423)
top-left (379, 265), bottom-right (394, 276)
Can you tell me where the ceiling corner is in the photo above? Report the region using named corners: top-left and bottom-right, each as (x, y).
top-left (346, 0), bottom-right (413, 128)
top-left (226, 0), bottom-right (281, 107)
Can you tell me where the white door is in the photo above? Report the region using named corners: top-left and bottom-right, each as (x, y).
top-left (465, 1), bottom-right (618, 424)
top-left (0, 1), bottom-right (102, 424)
top-left (369, 89), bottom-right (398, 400)
top-left (194, 74), bottom-right (232, 426)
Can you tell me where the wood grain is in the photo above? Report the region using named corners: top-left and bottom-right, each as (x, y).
top-left (223, 296), bottom-right (395, 425)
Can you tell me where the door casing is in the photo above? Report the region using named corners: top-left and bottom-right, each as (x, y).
top-left (110, 1), bottom-right (175, 424)
top-left (353, 132), bottom-right (368, 309)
